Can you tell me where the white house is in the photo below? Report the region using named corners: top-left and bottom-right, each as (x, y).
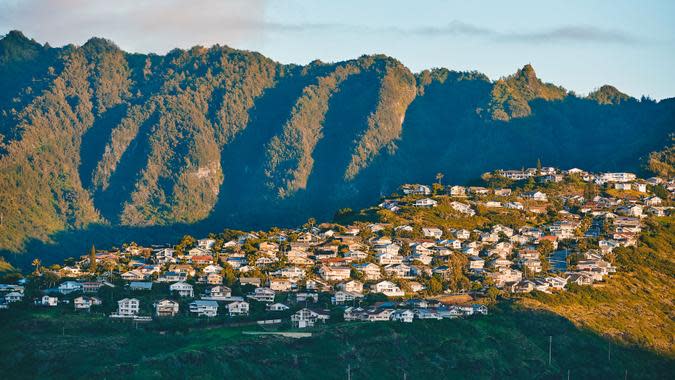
top-left (154, 299), bottom-right (180, 317)
top-left (58, 281), bottom-right (83, 295)
top-left (4, 291), bottom-right (24, 303)
top-left (227, 301), bottom-right (250, 316)
top-left (391, 309), bottom-right (414, 323)
top-left (170, 282), bottom-right (194, 297)
top-left (247, 287), bottom-right (276, 303)
top-left (318, 266), bottom-right (351, 282)
top-left (74, 296), bottom-right (101, 310)
top-left (40, 295), bottom-right (58, 307)
top-left (524, 191), bottom-right (548, 201)
top-left (116, 298), bottom-right (140, 317)
top-left (266, 302), bottom-right (290, 312)
top-left (414, 198), bottom-right (438, 208)
top-left (422, 227), bottom-right (443, 239)
top-left (371, 281), bottom-right (405, 297)
top-left (291, 308), bottom-right (330, 328)
top-left (190, 300), bottom-right (218, 317)
top-left (450, 201), bottom-right (475, 216)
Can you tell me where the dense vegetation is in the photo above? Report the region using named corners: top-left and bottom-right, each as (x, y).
top-left (0, 31), bottom-right (673, 256)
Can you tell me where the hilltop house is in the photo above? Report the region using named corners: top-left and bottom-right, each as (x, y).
top-left (170, 282), bottom-right (194, 297)
top-left (291, 308), bottom-right (330, 328)
top-left (228, 301), bottom-right (250, 316)
top-left (115, 298), bottom-right (140, 317)
top-left (414, 198), bottom-right (438, 208)
top-left (189, 300), bottom-right (218, 317)
top-left (371, 281), bottom-right (405, 297)
top-left (154, 299), bottom-right (180, 317)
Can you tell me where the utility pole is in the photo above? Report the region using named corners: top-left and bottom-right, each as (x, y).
top-left (608, 341), bottom-right (611, 362)
top-left (567, 369), bottom-right (570, 380)
top-left (346, 364), bottom-right (351, 380)
top-left (548, 336), bottom-right (552, 366)
top-left (403, 370), bottom-right (407, 380)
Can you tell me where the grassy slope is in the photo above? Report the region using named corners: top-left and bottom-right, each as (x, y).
top-left (522, 216), bottom-right (675, 354)
top-left (0, 303), bottom-right (673, 379)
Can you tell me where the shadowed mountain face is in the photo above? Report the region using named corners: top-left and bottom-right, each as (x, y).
top-left (0, 31), bottom-right (673, 256)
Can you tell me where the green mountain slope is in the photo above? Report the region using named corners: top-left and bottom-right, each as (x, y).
top-left (0, 31), bottom-right (673, 254)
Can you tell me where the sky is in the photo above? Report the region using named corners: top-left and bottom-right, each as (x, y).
top-left (1, 0), bottom-right (674, 99)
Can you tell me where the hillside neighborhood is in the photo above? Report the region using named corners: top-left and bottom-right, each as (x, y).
top-left (1, 166), bottom-right (672, 330)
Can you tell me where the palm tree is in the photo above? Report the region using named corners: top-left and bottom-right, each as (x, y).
top-left (31, 258), bottom-right (41, 274)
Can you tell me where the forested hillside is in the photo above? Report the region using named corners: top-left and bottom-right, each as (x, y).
top-left (0, 31), bottom-right (673, 256)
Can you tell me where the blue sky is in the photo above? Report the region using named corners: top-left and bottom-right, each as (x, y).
top-left (1, 0), bottom-right (674, 99)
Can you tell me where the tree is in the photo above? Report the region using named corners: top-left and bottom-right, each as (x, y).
top-left (89, 245), bottom-right (97, 273)
top-left (428, 276), bottom-right (443, 294)
top-left (584, 181), bottom-right (597, 200)
top-left (435, 172), bottom-right (444, 186)
top-left (31, 258), bottom-right (41, 274)
top-left (536, 158), bottom-right (542, 175)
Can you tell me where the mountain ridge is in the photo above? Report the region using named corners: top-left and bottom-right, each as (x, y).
top-left (0, 31), bottom-right (672, 254)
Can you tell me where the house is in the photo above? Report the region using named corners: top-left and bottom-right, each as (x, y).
top-left (371, 281), bottom-right (405, 297)
top-left (449, 186), bottom-right (466, 197)
top-left (296, 292), bottom-right (319, 303)
top-left (353, 263), bottom-right (382, 280)
top-left (170, 282), bottom-right (194, 297)
top-left (266, 302), bottom-right (290, 312)
top-left (204, 285), bottom-right (232, 299)
top-left (644, 196), bottom-right (663, 206)
top-left (190, 300), bottom-right (218, 317)
top-left (504, 201), bottom-right (524, 210)
top-left (74, 296), bottom-right (101, 310)
top-left (494, 188), bottom-right (512, 197)
top-left (40, 295), bottom-right (58, 307)
top-left (116, 298), bottom-right (140, 317)
top-left (81, 281), bottom-right (105, 293)
top-left (566, 272), bottom-right (594, 286)
top-left (157, 271), bottom-right (188, 283)
top-left (318, 265), bottom-right (351, 282)
top-left (154, 248), bottom-right (176, 264)
top-left (269, 278), bottom-right (293, 291)
top-left (239, 277), bottom-right (262, 287)
top-left (331, 290), bottom-right (364, 305)
top-left (197, 238), bottom-right (216, 250)
top-left (450, 201), bottom-right (475, 216)
top-left (454, 229), bottom-right (471, 240)
top-left (600, 172), bottom-right (636, 183)
top-left (247, 287), bottom-right (276, 303)
top-left (201, 273), bottom-right (223, 285)
top-left (614, 183), bottom-right (632, 191)
top-left (469, 187), bottom-right (490, 196)
top-left (524, 191), bottom-right (548, 201)
top-left (414, 198), bottom-right (438, 208)
top-left (291, 308), bottom-right (330, 328)
top-left (58, 281), bottom-right (83, 295)
top-left (227, 301), bottom-right (250, 316)
top-left (487, 268), bottom-right (523, 288)
top-left (337, 280), bottom-right (364, 294)
top-left (202, 264), bottom-right (223, 274)
top-left (545, 276), bottom-right (568, 290)
top-left (121, 270), bottom-right (146, 282)
top-left (4, 291), bottom-right (24, 303)
top-left (422, 227), bottom-right (443, 239)
top-left (154, 299), bottom-right (180, 317)
top-left (468, 256), bottom-right (485, 271)
top-left (402, 184), bottom-right (431, 195)
top-left (129, 281), bottom-right (153, 291)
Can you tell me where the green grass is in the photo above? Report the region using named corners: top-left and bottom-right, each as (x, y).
top-left (0, 303), bottom-right (672, 379)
